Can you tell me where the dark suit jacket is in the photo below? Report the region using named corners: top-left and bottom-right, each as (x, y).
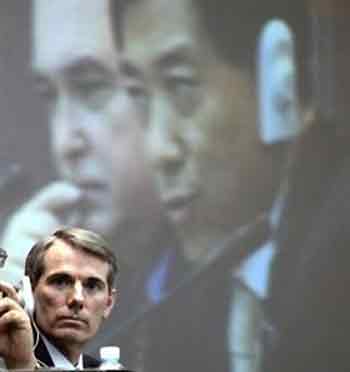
top-left (121, 216), bottom-right (270, 372)
top-left (33, 327), bottom-right (101, 369)
top-left (264, 120), bottom-right (350, 372)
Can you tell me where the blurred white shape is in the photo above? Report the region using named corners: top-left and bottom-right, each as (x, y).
top-left (258, 19), bottom-right (303, 144)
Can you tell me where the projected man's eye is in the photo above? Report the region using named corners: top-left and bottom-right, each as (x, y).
top-left (72, 75), bottom-right (115, 110)
top-left (166, 74), bottom-right (199, 117)
top-left (126, 83), bottom-right (148, 107)
top-left (0, 248), bottom-right (7, 268)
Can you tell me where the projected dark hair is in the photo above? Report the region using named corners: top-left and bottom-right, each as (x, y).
top-left (110, 0), bottom-right (308, 76)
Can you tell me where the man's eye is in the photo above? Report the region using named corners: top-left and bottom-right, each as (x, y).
top-left (167, 76), bottom-right (199, 116)
top-left (127, 84), bottom-right (146, 99)
top-left (50, 275), bottom-right (71, 289)
top-left (124, 82), bottom-right (149, 110)
top-left (78, 79), bottom-right (110, 95)
top-left (74, 78), bottom-right (115, 110)
top-left (84, 279), bottom-right (104, 293)
top-left (169, 75), bottom-right (198, 96)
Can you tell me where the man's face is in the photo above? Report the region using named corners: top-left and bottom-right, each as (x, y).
top-left (122, 0), bottom-right (275, 261)
top-left (33, 240), bottom-right (115, 349)
top-left (31, 0), bottom-right (162, 255)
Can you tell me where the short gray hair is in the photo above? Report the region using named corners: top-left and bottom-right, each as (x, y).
top-left (25, 227), bottom-right (118, 290)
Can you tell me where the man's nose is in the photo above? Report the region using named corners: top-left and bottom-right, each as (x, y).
top-left (52, 95), bottom-right (89, 163)
top-left (67, 282), bottom-right (84, 311)
top-left (147, 99), bottom-right (185, 173)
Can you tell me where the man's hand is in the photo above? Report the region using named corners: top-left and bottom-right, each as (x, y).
top-left (0, 181), bottom-right (81, 283)
top-left (0, 281), bottom-right (35, 369)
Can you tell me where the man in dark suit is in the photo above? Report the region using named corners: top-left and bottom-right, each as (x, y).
top-left (0, 227), bottom-right (118, 369)
top-left (109, 1), bottom-right (306, 371)
top-left (264, 2), bottom-right (350, 371)
top-left (33, 326), bottom-right (101, 369)
top-left (264, 117), bottom-right (350, 372)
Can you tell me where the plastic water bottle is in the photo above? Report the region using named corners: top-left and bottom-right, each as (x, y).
top-left (99, 346), bottom-right (124, 370)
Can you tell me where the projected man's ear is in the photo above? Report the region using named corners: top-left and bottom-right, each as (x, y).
top-left (257, 19), bottom-right (302, 144)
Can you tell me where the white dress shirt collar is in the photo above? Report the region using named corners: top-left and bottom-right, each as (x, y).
top-left (41, 333), bottom-right (84, 369)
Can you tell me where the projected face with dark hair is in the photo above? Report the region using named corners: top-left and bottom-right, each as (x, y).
top-left (0, 0), bottom-right (164, 284)
top-left (121, 0), bottom-right (280, 264)
top-left (30, 0), bottom-right (163, 261)
top-left (257, 19), bottom-right (302, 144)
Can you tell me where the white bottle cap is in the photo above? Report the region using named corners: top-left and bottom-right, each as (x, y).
top-left (100, 346), bottom-right (120, 361)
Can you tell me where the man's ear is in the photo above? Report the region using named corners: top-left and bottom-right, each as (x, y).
top-left (103, 288), bottom-right (117, 319)
top-left (257, 18), bottom-right (303, 144)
